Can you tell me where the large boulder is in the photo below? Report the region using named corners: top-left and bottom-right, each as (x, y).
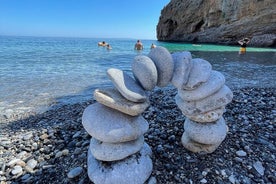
top-left (157, 0), bottom-right (276, 47)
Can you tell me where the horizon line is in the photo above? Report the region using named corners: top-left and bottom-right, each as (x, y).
top-left (0, 34), bottom-right (158, 41)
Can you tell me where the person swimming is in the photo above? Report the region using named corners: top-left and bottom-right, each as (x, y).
top-left (98, 41), bottom-right (108, 47)
top-left (106, 44), bottom-right (112, 50)
top-left (150, 43), bottom-right (156, 49)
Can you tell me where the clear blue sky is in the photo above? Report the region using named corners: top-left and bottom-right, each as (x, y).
top-left (0, 0), bottom-right (170, 40)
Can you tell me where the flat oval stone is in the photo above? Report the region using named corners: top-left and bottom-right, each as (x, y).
top-left (148, 46), bottom-right (174, 87)
top-left (107, 68), bottom-right (147, 102)
top-left (90, 136), bottom-right (144, 161)
top-left (175, 94), bottom-right (198, 115)
top-left (178, 70), bottom-right (225, 101)
top-left (181, 132), bottom-right (220, 154)
top-left (183, 58), bottom-right (212, 90)
top-left (67, 167), bottom-right (83, 179)
top-left (194, 85), bottom-right (233, 112)
top-left (82, 103), bottom-right (149, 143)
top-left (94, 88), bottom-right (149, 116)
top-left (184, 117), bottom-right (227, 145)
top-left (171, 51), bottom-right (192, 89)
top-left (185, 107), bottom-right (225, 123)
top-left (175, 85), bottom-right (233, 114)
top-left (87, 143), bottom-right (153, 184)
top-left (132, 55), bottom-right (157, 90)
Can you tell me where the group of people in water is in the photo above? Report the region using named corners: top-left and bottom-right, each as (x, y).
top-left (98, 38), bottom-right (250, 54)
top-left (98, 40), bottom-right (156, 51)
top-left (98, 41), bottom-right (112, 50)
top-left (134, 40), bottom-right (157, 50)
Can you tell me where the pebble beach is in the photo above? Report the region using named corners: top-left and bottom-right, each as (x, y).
top-left (0, 86), bottom-right (275, 184)
top-left (1, 36), bottom-right (275, 184)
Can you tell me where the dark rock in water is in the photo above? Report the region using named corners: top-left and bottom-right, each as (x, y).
top-left (157, 0), bottom-right (276, 47)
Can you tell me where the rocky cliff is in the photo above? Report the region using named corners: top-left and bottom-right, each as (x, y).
top-left (157, 0), bottom-right (276, 47)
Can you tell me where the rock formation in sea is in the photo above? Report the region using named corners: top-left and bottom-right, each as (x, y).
top-left (157, 0), bottom-right (276, 47)
top-left (82, 46), bottom-right (233, 183)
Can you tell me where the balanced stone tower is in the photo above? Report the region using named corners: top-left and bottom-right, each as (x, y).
top-left (82, 47), bottom-right (174, 184)
top-left (171, 51), bottom-right (233, 153)
top-left (82, 46), bottom-right (233, 183)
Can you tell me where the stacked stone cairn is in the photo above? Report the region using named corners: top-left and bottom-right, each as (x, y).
top-left (82, 46), bottom-right (233, 183)
top-left (82, 47), bottom-right (174, 184)
top-left (172, 51), bottom-right (233, 153)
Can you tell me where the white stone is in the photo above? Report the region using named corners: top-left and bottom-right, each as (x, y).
top-left (183, 58), bottom-right (212, 90)
top-left (87, 143), bottom-right (153, 184)
top-left (107, 68), bottom-right (147, 102)
top-left (253, 161), bottom-right (265, 176)
top-left (185, 107), bottom-right (225, 123)
top-left (94, 88), bottom-right (149, 116)
top-left (67, 167), bottom-right (83, 179)
top-left (236, 150), bottom-right (247, 157)
top-left (11, 165), bottom-right (23, 175)
top-left (26, 159), bottom-right (37, 169)
top-left (148, 46), bottom-right (174, 87)
top-left (7, 158), bottom-right (21, 166)
top-left (90, 136), bottom-right (144, 161)
top-left (147, 176), bottom-right (157, 184)
top-left (178, 70), bottom-right (225, 101)
top-left (132, 55), bottom-right (157, 90)
top-left (175, 85), bottom-right (233, 115)
top-left (82, 103), bottom-right (148, 143)
top-left (181, 132), bottom-right (220, 153)
top-left (228, 175), bottom-right (236, 184)
top-left (184, 117), bottom-right (227, 145)
top-left (171, 51), bottom-right (192, 89)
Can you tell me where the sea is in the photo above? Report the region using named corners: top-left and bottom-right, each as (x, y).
top-left (0, 36), bottom-right (275, 119)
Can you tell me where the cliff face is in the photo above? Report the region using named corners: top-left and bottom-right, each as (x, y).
top-left (157, 0), bottom-right (276, 47)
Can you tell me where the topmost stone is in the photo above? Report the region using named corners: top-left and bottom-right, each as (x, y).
top-left (171, 51), bottom-right (192, 89)
top-left (132, 55), bottom-right (158, 91)
top-left (107, 68), bottom-right (147, 103)
top-left (148, 46), bottom-right (174, 87)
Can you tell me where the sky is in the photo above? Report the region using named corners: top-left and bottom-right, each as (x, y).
top-left (0, 0), bottom-right (170, 40)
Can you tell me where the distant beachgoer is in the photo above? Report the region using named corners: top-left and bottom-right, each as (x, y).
top-left (106, 44), bottom-right (112, 50)
top-left (150, 43), bottom-right (156, 49)
top-left (98, 41), bottom-right (108, 46)
top-left (134, 40), bottom-right (143, 50)
top-left (238, 38), bottom-right (250, 54)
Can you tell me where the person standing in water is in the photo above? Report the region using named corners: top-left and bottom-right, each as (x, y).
top-left (238, 38), bottom-right (250, 54)
top-left (150, 43), bottom-right (156, 49)
top-left (134, 40), bottom-right (143, 50)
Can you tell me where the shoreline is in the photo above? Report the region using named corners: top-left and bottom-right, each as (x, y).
top-left (0, 86), bottom-right (275, 183)
top-left (1, 36), bottom-right (275, 123)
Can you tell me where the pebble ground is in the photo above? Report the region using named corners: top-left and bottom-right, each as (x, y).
top-left (0, 87), bottom-right (275, 184)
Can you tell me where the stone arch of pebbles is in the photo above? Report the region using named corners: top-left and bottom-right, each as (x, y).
top-left (82, 46), bottom-right (233, 184)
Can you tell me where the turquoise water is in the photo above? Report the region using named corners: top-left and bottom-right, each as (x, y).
top-left (159, 42), bottom-right (276, 52)
top-left (0, 36), bottom-right (275, 118)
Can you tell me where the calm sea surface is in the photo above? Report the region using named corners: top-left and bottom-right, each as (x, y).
top-left (0, 36), bottom-right (275, 117)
